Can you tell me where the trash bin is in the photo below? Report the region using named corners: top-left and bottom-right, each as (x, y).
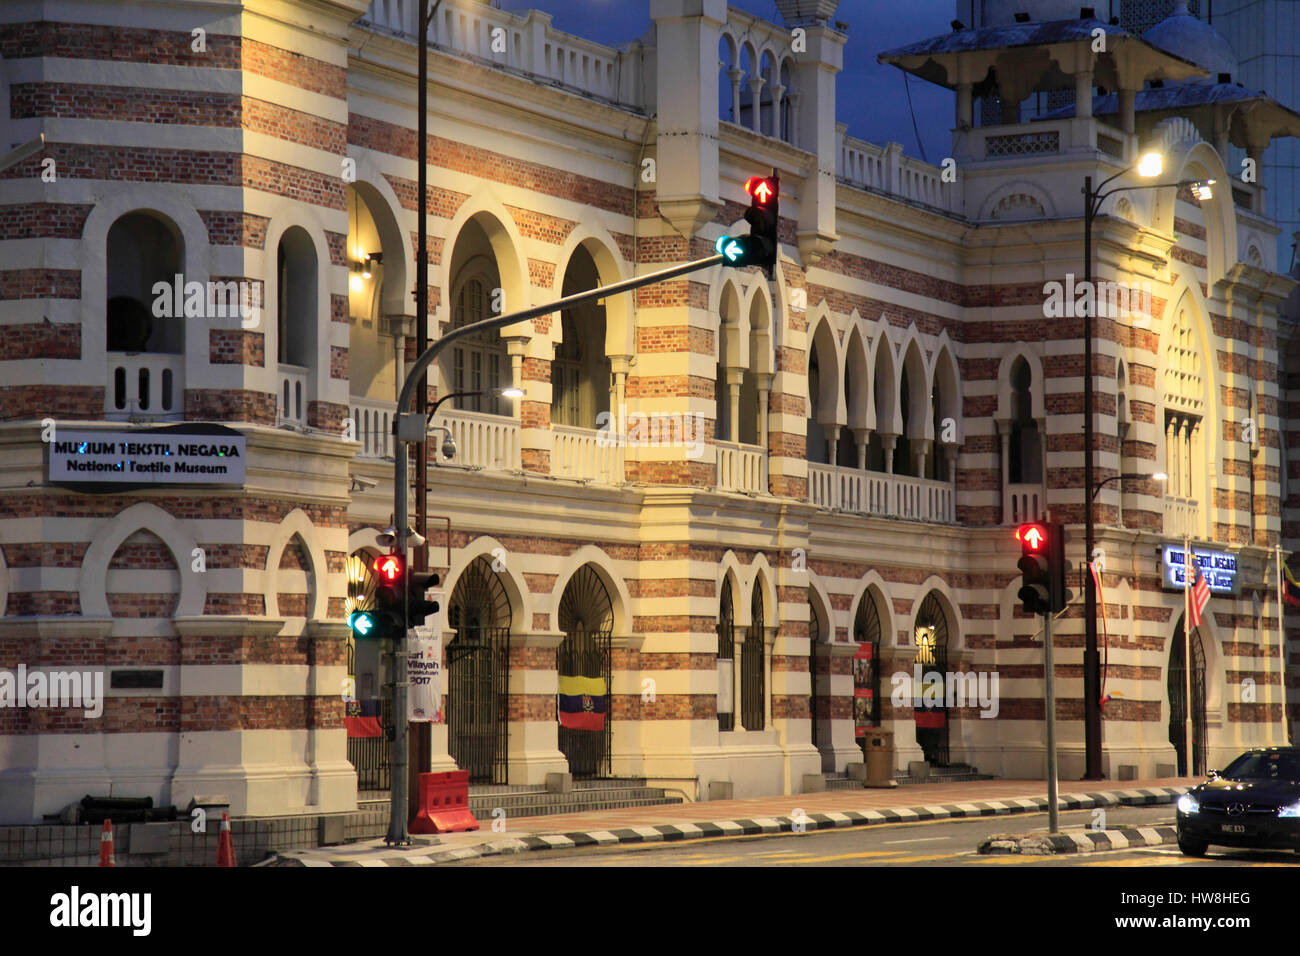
top-left (863, 728), bottom-right (897, 788)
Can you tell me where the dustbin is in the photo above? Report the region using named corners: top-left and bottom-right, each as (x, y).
top-left (863, 728), bottom-right (897, 788)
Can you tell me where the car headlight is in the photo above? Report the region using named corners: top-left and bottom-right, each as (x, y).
top-left (1177, 794), bottom-right (1199, 815)
top-left (1278, 800), bottom-right (1300, 818)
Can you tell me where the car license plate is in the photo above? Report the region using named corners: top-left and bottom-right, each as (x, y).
top-left (1220, 824), bottom-right (1246, 834)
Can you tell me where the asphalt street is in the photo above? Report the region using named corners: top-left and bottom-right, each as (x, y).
top-left (445, 805), bottom-right (1300, 867)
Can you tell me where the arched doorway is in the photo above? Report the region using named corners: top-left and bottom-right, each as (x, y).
top-left (852, 590), bottom-right (883, 757)
top-left (1168, 615), bottom-right (1208, 777)
top-left (447, 557), bottom-right (512, 784)
top-left (557, 565), bottom-right (614, 779)
top-left (741, 583), bottom-right (767, 730)
top-left (913, 592), bottom-right (950, 766)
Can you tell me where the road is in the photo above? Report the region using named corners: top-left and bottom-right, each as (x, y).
top-left (447, 805), bottom-right (1300, 867)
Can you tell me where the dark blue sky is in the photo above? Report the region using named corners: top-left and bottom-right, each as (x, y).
top-left (497, 0), bottom-right (955, 162)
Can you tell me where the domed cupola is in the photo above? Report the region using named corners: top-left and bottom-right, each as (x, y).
top-left (1141, 0), bottom-right (1238, 83)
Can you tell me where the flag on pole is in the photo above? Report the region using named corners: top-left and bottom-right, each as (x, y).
top-left (1283, 562), bottom-right (1300, 607)
top-left (1189, 554), bottom-right (1210, 628)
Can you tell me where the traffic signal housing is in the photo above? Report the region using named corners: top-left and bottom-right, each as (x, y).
top-left (1016, 522), bottom-right (1051, 616)
top-left (1049, 523), bottom-right (1073, 614)
top-left (406, 570), bottom-right (441, 628)
top-left (717, 174), bottom-right (779, 274)
top-left (351, 552), bottom-right (405, 641)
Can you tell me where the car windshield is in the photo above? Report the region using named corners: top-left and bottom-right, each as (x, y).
top-left (1219, 752), bottom-right (1300, 781)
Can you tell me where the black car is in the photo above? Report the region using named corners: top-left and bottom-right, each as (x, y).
top-left (1175, 747), bottom-right (1300, 857)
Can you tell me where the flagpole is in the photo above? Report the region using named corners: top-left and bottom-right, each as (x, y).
top-left (1183, 533), bottom-right (1193, 777)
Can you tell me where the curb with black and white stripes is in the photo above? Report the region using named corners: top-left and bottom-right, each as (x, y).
top-left (266, 786), bottom-right (1187, 867)
top-left (980, 825), bottom-right (1180, 855)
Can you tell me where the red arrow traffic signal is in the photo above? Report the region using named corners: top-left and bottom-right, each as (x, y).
top-left (373, 554), bottom-right (403, 582)
top-left (746, 176), bottom-right (776, 205)
top-left (1016, 524), bottom-right (1046, 550)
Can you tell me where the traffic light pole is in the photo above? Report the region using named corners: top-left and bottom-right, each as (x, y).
top-left (384, 251), bottom-right (726, 844)
top-left (1044, 608), bottom-right (1059, 834)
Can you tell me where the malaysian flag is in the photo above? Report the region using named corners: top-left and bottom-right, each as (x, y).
top-left (1189, 555), bottom-right (1211, 628)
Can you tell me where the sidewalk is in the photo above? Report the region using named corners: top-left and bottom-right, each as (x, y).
top-left (264, 776), bottom-right (1195, 867)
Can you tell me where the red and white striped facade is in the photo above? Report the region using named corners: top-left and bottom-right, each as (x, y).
top-left (0, 0), bottom-right (1295, 823)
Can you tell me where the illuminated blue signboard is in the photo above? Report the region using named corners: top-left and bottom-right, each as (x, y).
top-left (1161, 546), bottom-right (1238, 595)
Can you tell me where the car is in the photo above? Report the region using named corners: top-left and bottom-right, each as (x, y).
top-left (1175, 747), bottom-right (1300, 858)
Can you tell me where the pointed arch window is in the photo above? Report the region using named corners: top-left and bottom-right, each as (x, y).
top-left (1009, 358), bottom-right (1042, 484)
top-left (451, 275), bottom-right (506, 416)
top-left (741, 584), bottom-right (767, 730)
top-left (717, 580), bottom-right (735, 732)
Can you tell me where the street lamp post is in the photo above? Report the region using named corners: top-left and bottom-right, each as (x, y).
top-left (1081, 153), bottom-right (1209, 779)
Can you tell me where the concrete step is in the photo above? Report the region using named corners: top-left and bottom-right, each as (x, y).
top-left (468, 787), bottom-right (674, 812)
top-left (464, 779), bottom-right (680, 819)
top-left (466, 796), bottom-right (683, 821)
top-left (823, 765), bottom-right (996, 789)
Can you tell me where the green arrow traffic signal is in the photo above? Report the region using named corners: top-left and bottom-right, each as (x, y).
top-left (349, 609), bottom-right (377, 638)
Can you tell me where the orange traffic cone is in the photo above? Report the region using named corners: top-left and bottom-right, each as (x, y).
top-left (215, 812), bottom-right (236, 867)
top-left (98, 819), bottom-right (115, 867)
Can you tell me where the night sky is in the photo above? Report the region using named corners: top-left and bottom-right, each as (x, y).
top-left (495, 0), bottom-right (956, 162)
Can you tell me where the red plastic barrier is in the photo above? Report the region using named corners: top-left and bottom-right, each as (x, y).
top-left (409, 770), bottom-right (479, 834)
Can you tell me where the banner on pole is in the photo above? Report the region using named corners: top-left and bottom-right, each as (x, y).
top-left (408, 627), bottom-right (443, 724)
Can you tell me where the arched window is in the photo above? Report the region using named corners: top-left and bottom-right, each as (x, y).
top-left (896, 365), bottom-right (914, 476)
top-left (867, 343), bottom-right (895, 472)
top-left (106, 211), bottom-right (185, 416)
top-left (106, 212), bottom-right (184, 355)
top-left (715, 285), bottom-right (741, 444)
top-left (277, 226), bottom-right (317, 369)
top-left (739, 296), bottom-right (768, 447)
top-left (806, 349), bottom-right (827, 463)
top-left (346, 184), bottom-right (404, 404)
top-left (929, 381), bottom-right (945, 480)
top-left (1009, 357), bottom-right (1042, 484)
top-left (758, 51), bottom-right (775, 137)
top-left (779, 61), bottom-right (795, 144)
top-left (551, 246), bottom-right (609, 429)
top-left (717, 579), bottom-right (735, 731)
top-left (1163, 302), bottom-right (1205, 506)
top-left (718, 35), bottom-right (737, 124)
top-left (451, 275), bottom-right (507, 416)
top-left (808, 596), bottom-right (822, 749)
top-left (837, 358), bottom-right (857, 468)
top-left (742, 583), bottom-right (766, 730)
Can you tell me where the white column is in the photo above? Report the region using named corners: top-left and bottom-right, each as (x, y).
top-left (1075, 69), bottom-right (1094, 119)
